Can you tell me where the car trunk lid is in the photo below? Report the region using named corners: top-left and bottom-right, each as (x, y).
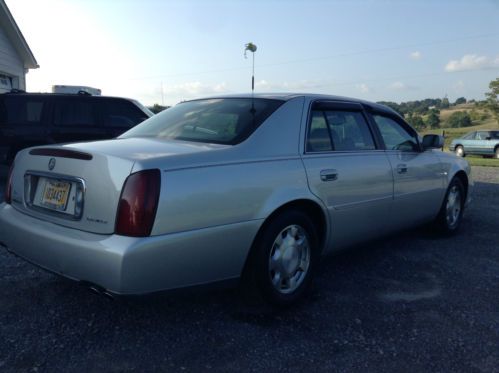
top-left (9, 138), bottom-right (227, 235)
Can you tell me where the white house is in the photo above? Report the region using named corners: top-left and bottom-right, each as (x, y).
top-left (0, 0), bottom-right (38, 93)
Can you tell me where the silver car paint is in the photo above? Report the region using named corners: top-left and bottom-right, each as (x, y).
top-left (383, 150), bottom-right (445, 230)
top-left (434, 150), bottom-right (474, 204)
top-left (0, 204), bottom-right (260, 293)
top-left (10, 150), bottom-right (134, 234)
top-left (0, 94), bottom-right (472, 294)
top-left (302, 152), bottom-right (394, 250)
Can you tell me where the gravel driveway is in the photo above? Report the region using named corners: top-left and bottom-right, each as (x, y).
top-left (0, 167), bottom-right (498, 372)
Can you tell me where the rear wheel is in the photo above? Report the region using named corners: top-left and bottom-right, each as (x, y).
top-left (435, 177), bottom-right (465, 234)
top-left (245, 210), bottom-right (318, 307)
top-left (455, 145), bottom-right (465, 157)
top-left (495, 147), bottom-right (499, 159)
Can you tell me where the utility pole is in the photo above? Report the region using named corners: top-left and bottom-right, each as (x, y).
top-left (161, 81), bottom-right (165, 106)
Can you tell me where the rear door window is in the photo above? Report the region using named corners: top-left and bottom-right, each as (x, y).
top-left (0, 96), bottom-right (45, 126)
top-left (476, 131), bottom-right (488, 140)
top-left (306, 105), bottom-right (376, 152)
top-left (53, 98), bottom-right (97, 127)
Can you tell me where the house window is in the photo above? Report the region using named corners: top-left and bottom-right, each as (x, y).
top-left (0, 74), bottom-right (13, 91)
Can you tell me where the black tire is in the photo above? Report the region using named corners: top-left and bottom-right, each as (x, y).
top-left (495, 147), bottom-right (499, 159)
top-left (455, 145), bottom-right (465, 157)
top-left (435, 177), bottom-right (465, 234)
top-left (245, 210), bottom-right (319, 307)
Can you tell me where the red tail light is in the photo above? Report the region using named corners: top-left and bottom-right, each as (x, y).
top-left (5, 162), bottom-right (14, 204)
top-left (115, 169), bottom-right (161, 237)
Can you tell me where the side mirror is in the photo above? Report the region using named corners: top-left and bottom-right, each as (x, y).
top-left (486, 137), bottom-right (491, 140)
top-left (422, 134), bottom-right (444, 150)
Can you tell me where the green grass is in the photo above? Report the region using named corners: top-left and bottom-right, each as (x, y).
top-left (421, 108), bottom-right (499, 149)
top-left (419, 107), bottom-right (499, 167)
top-left (463, 155), bottom-right (499, 167)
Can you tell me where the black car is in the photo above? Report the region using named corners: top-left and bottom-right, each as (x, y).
top-left (0, 92), bottom-right (153, 164)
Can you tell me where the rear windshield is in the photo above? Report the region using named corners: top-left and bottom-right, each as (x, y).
top-left (120, 98), bottom-right (284, 145)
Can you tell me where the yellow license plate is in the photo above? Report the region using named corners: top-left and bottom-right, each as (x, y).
top-left (40, 180), bottom-right (71, 211)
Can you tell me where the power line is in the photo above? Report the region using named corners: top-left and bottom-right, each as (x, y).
top-left (264, 67), bottom-right (499, 91)
top-left (126, 32), bottom-right (499, 81)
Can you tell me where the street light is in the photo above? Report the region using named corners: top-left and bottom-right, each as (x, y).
top-left (244, 42), bottom-right (257, 94)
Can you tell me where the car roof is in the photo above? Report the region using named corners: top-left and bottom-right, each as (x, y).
top-left (187, 92), bottom-right (401, 117)
top-left (0, 92), bottom-right (136, 101)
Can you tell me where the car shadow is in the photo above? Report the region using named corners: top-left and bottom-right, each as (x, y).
top-left (2, 180), bottom-right (498, 327)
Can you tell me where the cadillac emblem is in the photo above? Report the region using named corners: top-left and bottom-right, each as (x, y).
top-left (48, 158), bottom-right (56, 170)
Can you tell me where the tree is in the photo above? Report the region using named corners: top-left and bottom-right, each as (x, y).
top-left (454, 97), bottom-right (467, 105)
top-left (441, 97), bottom-right (450, 109)
top-left (148, 104), bottom-right (170, 114)
top-left (426, 110), bottom-right (440, 129)
top-left (485, 77), bottom-right (499, 126)
top-left (408, 114), bottom-right (425, 130)
top-left (446, 111), bottom-right (472, 128)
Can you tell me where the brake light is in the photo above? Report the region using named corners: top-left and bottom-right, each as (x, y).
top-left (115, 169), bottom-right (161, 237)
top-left (5, 162), bottom-right (14, 204)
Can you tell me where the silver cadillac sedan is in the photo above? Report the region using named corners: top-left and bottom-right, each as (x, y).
top-left (0, 94), bottom-right (471, 306)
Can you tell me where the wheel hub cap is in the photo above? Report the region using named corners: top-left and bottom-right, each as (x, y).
top-left (446, 186), bottom-right (462, 228)
top-left (269, 225), bottom-right (310, 294)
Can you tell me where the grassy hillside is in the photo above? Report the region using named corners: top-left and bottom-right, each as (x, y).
top-left (422, 105), bottom-right (498, 145)
top-left (421, 104), bottom-right (499, 167)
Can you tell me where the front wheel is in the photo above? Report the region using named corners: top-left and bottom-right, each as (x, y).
top-left (455, 145), bottom-right (465, 157)
top-left (246, 210), bottom-right (319, 307)
top-left (435, 177), bottom-right (465, 234)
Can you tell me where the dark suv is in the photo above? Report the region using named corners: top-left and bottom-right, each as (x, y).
top-left (0, 92), bottom-right (153, 164)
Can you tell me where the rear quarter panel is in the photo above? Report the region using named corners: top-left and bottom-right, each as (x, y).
top-left (146, 96), bottom-right (326, 236)
top-left (151, 159), bottom-right (316, 235)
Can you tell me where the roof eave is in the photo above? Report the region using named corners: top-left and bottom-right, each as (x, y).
top-left (0, 0), bottom-right (39, 69)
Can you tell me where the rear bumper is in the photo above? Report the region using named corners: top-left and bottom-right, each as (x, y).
top-left (0, 203), bottom-right (261, 294)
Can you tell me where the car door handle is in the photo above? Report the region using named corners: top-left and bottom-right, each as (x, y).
top-left (320, 169), bottom-right (338, 182)
top-left (396, 164), bottom-right (408, 174)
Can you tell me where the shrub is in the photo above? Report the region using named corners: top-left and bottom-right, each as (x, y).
top-left (447, 111), bottom-right (472, 128)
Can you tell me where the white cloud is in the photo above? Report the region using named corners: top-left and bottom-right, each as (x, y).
top-left (132, 81), bottom-right (231, 106)
top-left (409, 51), bottom-right (421, 60)
top-left (390, 81), bottom-right (418, 91)
top-left (283, 80), bottom-right (319, 90)
top-left (255, 79), bottom-right (271, 89)
top-left (255, 79), bottom-right (319, 91)
top-left (390, 81), bottom-right (405, 90)
top-left (445, 54), bottom-right (499, 72)
top-left (213, 82), bottom-right (228, 93)
top-left (356, 83), bottom-right (370, 93)
top-left (164, 81), bottom-right (230, 96)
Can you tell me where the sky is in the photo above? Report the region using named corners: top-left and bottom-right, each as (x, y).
top-left (6, 0), bottom-right (499, 107)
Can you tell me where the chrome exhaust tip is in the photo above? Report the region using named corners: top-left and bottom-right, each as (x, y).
top-left (102, 291), bottom-right (115, 300)
top-left (86, 283), bottom-right (114, 300)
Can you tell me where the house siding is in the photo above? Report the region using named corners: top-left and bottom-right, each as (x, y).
top-left (0, 25), bottom-right (24, 92)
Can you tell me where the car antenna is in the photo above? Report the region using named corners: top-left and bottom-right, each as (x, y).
top-left (244, 42), bottom-right (257, 114)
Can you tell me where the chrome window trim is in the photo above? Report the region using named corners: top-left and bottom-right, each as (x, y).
top-left (303, 101), bottom-right (380, 155)
top-left (303, 149), bottom-right (386, 156)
